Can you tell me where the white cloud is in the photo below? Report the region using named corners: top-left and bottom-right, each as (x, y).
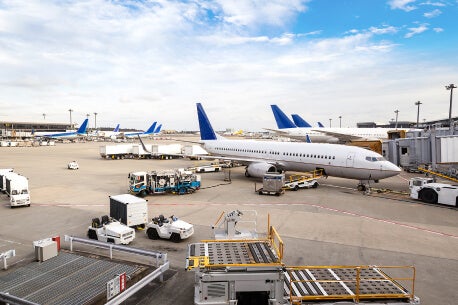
top-left (388, 0), bottom-right (417, 11)
top-left (419, 1), bottom-right (446, 7)
top-left (369, 26), bottom-right (398, 35)
top-left (424, 8), bottom-right (442, 18)
top-left (433, 27), bottom-right (444, 32)
top-left (404, 24), bottom-right (429, 38)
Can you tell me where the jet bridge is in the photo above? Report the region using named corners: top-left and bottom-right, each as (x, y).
top-left (186, 226), bottom-right (419, 305)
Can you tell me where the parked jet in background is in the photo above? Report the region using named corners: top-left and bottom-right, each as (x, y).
top-left (196, 103), bottom-right (400, 187)
top-left (291, 114), bottom-right (312, 127)
top-left (96, 124), bottom-right (121, 140)
top-left (34, 118), bottom-right (89, 140)
top-left (122, 122), bottom-right (161, 138)
top-left (268, 105), bottom-right (395, 143)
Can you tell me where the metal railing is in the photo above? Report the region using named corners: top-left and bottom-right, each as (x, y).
top-left (285, 265), bottom-right (416, 304)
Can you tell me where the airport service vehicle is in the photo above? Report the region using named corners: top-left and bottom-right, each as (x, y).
top-left (146, 214), bottom-right (194, 242)
top-left (109, 194), bottom-right (148, 227)
top-left (257, 173), bottom-right (285, 196)
top-left (67, 161), bottom-right (79, 170)
top-left (283, 174), bottom-right (319, 191)
top-left (0, 168), bottom-right (14, 192)
top-left (128, 169), bottom-right (201, 196)
top-left (409, 177), bottom-right (458, 206)
top-left (87, 215), bottom-right (135, 245)
top-left (100, 144), bottom-right (135, 159)
top-left (5, 173), bottom-right (30, 207)
top-left (186, 213), bottom-right (420, 305)
top-left (188, 164), bottom-right (222, 173)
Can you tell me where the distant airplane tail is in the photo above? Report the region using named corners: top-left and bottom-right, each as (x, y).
top-left (305, 134), bottom-right (312, 143)
top-left (144, 122), bottom-right (157, 134)
top-left (317, 122), bottom-right (325, 128)
top-left (113, 124), bottom-right (120, 132)
top-left (271, 105), bottom-right (297, 129)
top-left (154, 124), bottom-right (162, 134)
top-left (291, 114), bottom-right (312, 128)
top-left (77, 119), bottom-right (89, 135)
top-left (197, 103), bottom-right (217, 140)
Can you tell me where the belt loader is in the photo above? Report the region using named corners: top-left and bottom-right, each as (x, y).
top-left (186, 214), bottom-right (420, 305)
top-left (129, 169), bottom-right (201, 196)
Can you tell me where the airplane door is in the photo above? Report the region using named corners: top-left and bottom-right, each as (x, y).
top-left (346, 153), bottom-right (355, 167)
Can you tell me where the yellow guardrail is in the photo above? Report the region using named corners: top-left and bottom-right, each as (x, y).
top-left (286, 265), bottom-right (416, 303)
top-left (186, 256), bottom-right (209, 271)
top-left (417, 166), bottom-right (458, 183)
top-left (268, 226), bottom-right (284, 261)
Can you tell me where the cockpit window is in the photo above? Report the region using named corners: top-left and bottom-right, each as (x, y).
top-left (366, 156), bottom-right (385, 162)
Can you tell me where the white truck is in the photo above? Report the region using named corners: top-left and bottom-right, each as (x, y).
top-left (100, 144), bottom-right (134, 159)
top-left (146, 215), bottom-right (194, 242)
top-left (409, 177), bottom-right (458, 206)
top-left (189, 165), bottom-right (222, 173)
top-left (109, 194), bottom-right (148, 228)
top-left (5, 173), bottom-right (31, 207)
top-left (87, 215), bottom-right (136, 245)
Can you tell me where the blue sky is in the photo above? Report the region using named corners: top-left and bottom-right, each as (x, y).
top-left (0, 0), bottom-right (457, 130)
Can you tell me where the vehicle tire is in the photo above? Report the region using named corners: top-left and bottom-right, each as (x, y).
top-left (147, 228), bottom-right (160, 240)
top-left (293, 185), bottom-right (299, 191)
top-left (87, 229), bottom-right (98, 240)
top-left (275, 192), bottom-right (280, 196)
top-left (312, 182), bottom-right (318, 189)
top-left (357, 185), bottom-right (366, 192)
top-left (170, 233), bottom-right (181, 243)
top-left (140, 190), bottom-right (147, 197)
top-left (419, 188), bottom-right (438, 204)
top-left (179, 187), bottom-right (186, 195)
top-left (215, 168), bottom-right (219, 172)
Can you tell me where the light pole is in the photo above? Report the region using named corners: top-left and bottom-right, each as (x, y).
top-left (329, 118), bottom-right (332, 128)
top-left (338, 116), bottom-right (342, 128)
top-left (42, 113), bottom-right (46, 120)
top-left (446, 83), bottom-right (457, 133)
top-left (68, 109), bottom-right (73, 129)
top-left (93, 112), bottom-right (98, 130)
top-left (86, 114), bottom-right (90, 130)
top-left (394, 110), bottom-right (399, 129)
top-left (415, 101), bottom-right (422, 128)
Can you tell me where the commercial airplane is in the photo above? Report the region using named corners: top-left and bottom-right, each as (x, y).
top-left (123, 122), bottom-right (161, 138)
top-left (268, 105), bottom-right (396, 143)
top-left (96, 124), bottom-right (121, 140)
top-left (196, 103), bottom-right (401, 187)
top-left (34, 118), bottom-right (89, 140)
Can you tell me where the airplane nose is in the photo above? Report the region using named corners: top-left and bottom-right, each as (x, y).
top-left (383, 161), bottom-right (401, 176)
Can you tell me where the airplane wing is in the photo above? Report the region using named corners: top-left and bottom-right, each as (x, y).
top-left (311, 129), bottom-right (366, 142)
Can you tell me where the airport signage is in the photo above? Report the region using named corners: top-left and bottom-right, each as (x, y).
top-left (106, 272), bottom-right (127, 300)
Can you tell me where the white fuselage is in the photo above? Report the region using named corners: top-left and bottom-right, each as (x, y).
top-left (202, 139), bottom-right (400, 181)
top-left (281, 127), bottom-right (393, 143)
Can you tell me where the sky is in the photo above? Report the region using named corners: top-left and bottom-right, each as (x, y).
top-left (0, 0), bottom-right (457, 131)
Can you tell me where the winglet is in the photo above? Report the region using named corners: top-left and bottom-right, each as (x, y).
top-left (317, 122), bottom-right (325, 128)
top-left (291, 114), bottom-right (312, 128)
top-left (271, 105), bottom-right (297, 129)
top-left (197, 103), bottom-right (217, 140)
top-left (154, 124), bottom-right (162, 134)
top-left (113, 124), bottom-right (120, 132)
top-left (77, 119), bottom-right (89, 134)
top-left (144, 122), bottom-right (157, 134)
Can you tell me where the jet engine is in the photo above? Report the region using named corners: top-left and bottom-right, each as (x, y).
top-left (245, 163), bottom-right (278, 178)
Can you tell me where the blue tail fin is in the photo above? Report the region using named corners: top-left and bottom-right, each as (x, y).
top-left (305, 134), bottom-right (312, 143)
top-left (113, 124), bottom-right (120, 132)
top-left (154, 124), bottom-right (162, 134)
top-left (197, 103), bottom-right (217, 140)
top-left (271, 105), bottom-right (297, 129)
top-left (144, 122), bottom-right (157, 134)
top-left (317, 122), bottom-right (324, 128)
top-left (77, 119), bottom-right (89, 134)
top-left (291, 114), bottom-right (312, 128)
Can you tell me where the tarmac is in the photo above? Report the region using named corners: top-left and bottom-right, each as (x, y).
top-left (0, 139), bottom-right (457, 305)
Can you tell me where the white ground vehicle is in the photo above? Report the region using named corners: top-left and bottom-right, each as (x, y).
top-left (67, 161), bottom-right (79, 170)
top-left (87, 215), bottom-right (135, 245)
top-left (190, 165), bottom-right (222, 173)
top-left (284, 175), bottom-right (319, 191)
top-left (109, 194), bottom-right (148, 228)
top-left (5, 173), bottom-right (30, 207)
top-left (146, 215), bottom-right (194, 242)
top-left (409, 177), bottom-right (458, 206)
